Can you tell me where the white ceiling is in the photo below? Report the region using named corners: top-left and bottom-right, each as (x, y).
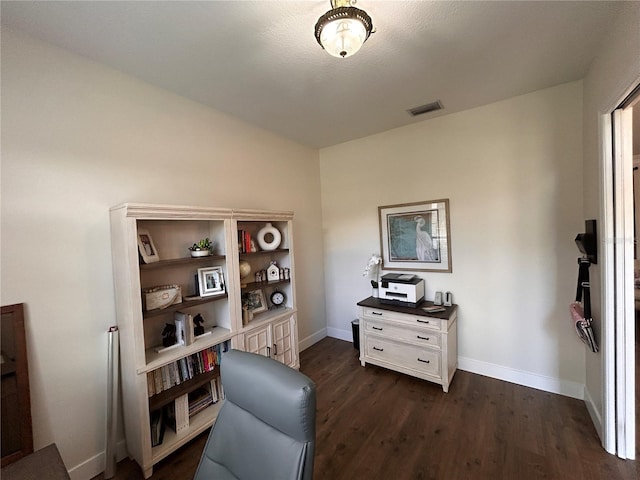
top-left (1, 1), bottom-right (625, 148)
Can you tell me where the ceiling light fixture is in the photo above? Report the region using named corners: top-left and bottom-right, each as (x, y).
top-left (314, 0), bottom-right (373, 59)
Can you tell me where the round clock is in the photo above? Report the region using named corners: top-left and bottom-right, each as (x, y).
top-left (270, 290), bottom-right (286, 307)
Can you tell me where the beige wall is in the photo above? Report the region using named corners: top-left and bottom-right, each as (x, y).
top-left (320, 81), bottom-right (585, 396)
top-left (0, 30), bottom-right (325, 478)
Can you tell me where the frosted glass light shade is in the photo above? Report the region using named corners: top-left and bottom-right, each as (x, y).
top-left (314, 4), bottom-right (373, 59)
top-left (320, 18), bottom-right (367, 58)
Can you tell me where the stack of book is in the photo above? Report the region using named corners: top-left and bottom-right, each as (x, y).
top-left (188, 386), bottom-right (214, 417)
top-left (238, 230), bottom-right (253, 253)
top-left (189, 376), bottom-right (225, 416)
top-left (161, 376), bottom-right (226, 436)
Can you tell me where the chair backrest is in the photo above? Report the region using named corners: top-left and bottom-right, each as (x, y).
top-left (193, 350), bottom-right (316, 480)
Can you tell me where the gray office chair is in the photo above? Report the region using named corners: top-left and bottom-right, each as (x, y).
top-left (193, 349), bottom-right (316, 480)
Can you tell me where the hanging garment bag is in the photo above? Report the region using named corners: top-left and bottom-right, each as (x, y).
top-left (569, 258), bottom-right (598, 353)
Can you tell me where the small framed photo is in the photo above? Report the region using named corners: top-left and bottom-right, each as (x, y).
top-left (379, 199), bottom-right (452, 272)
top-left (137, 229), bottom-right (159, 263)
top-left (242, 289), bottom-right (267, 314)
top-left (198, 267), bottom-right (226, 297)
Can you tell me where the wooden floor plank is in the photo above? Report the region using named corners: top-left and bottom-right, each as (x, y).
top-left (94, 337), bottom-right (639, 480)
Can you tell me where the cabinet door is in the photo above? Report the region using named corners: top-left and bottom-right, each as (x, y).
top-left (271, 316), bottom-right (295, 367)
top-left (243, 324), bottom-right (271, 357)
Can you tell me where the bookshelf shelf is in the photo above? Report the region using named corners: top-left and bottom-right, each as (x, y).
top-left (150, 400), bottom-right (224, 466)
top-left (142, 326), bottom-right (231, 373)
top-left (240, 278), bottom-right (290, 291)
top-left (148, 369), bottom-right (219, 412)
top-left (143, 294), bottom-right (228, 319)
top-left (239, 248), bottom-right (289, 258)
top-left (241, 307), bottom-right (293, 330)
top-left (140, 254), bottom-right (226, 270)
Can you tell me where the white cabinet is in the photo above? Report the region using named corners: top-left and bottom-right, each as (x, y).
top-left (109, 203), bottom-right (299, 478)
top-left (272, 315), bottom-right (296, 366)
top-left (357, 297), bottom-right (457, 392)
top-left (242, 314), bottom-right (298, 368)
top-left (243, 322), bottom-right (271, 357)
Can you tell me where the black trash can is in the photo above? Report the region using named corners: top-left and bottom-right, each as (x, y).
top-left (351, 319), bottom-right (360, 353)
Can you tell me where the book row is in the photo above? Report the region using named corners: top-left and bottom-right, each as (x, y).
top-left (146, 341), bottom-right (229, 397)
top-left (238, 230), bottom-right (253, 254)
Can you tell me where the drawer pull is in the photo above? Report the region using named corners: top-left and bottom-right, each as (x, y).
top-left (373, 346), bottom-right (384, 352)
top-left (372, 326), bottom-right (383, 331)
top-left (417, 335), bottom-right (430, 341)
top-left (416, 319), bottom-right (430, 324)
top-left (417, 358), bottom-right (430, 364)
top-left (372, 311), bottom-right (383, 316)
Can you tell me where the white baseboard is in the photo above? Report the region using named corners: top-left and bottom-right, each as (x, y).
top-left (326, 327), bottom-right (352, 343)
top-left (584, 386), bottom-right (604, 447)
top-left (458, 356), bottom-right (585, 399)
top-left (68, 439), bottom-right (128, 480)
top-left (299, 328), bottom-right (327, 351)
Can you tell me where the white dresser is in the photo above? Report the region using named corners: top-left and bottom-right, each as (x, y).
top-left (357, 297), bottom-right (458, 392)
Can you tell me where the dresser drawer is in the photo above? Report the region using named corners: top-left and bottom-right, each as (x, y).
top-left (364, 320), bottom-right (441, 349)
top-left (362, 307), bottom-right (443, 331)
top-left (365, 337), bottom-right (441, 378)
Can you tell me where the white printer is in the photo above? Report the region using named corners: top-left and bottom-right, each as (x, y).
top-left (379, 273), bottom-right (425, 307)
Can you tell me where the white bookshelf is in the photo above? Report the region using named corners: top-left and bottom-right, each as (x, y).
top-left (109, 203), bottom-right (298, 478)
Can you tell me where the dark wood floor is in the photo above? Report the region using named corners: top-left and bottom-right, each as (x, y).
top-left (96, 337), bottom-right (639, 480)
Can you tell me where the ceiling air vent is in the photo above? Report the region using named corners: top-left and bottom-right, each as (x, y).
top-left (407, 100), bottom-right (443, 117)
